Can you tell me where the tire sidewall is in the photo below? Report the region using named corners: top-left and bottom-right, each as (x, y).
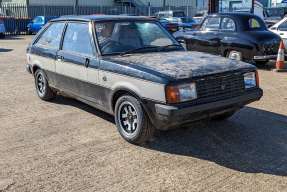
top-left (228, 50), bottom-right (242, 61)
top-left (34, 69), bottom-right (48, 99)
top-left (115, 95), bottom-right (145, 142)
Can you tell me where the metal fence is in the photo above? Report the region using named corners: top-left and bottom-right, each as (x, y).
top-left (1, 3), bottom-right (199, 18)
top-left (0, 3), bottom-right (201, 35)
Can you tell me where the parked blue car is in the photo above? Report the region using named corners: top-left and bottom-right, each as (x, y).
top-left (178, 17), bottom-right (197, 30)
top-left (159, 16), bottom-right (197, 32)
top-left (27, 16), bottom-right (58, 34)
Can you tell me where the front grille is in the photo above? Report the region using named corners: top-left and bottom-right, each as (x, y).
top-left (193, 72), bottom-right (245, 105)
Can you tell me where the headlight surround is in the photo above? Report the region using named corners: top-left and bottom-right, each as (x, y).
top-left (244, 72), bottom-right (257, 89)
top-left (166, 83), bottom-right (197, 103)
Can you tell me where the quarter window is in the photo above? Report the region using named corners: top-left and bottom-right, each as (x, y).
top-left (35, 22), bottom-right (65, 49)
top-left (249, 18), bottom-right (261, 29)
top-left (221, 18), bottom-right (236, 31)
top-left (201, 17), bottom-right (220, 31)
top-left (62, 23), bottom-right (93, 55)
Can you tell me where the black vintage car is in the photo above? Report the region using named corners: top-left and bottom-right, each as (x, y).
top-left (173, 13), bottom-right (281, 64)
top-left (26, 15), bottom-right (263, 144)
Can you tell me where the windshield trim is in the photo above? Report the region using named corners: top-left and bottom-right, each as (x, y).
top-left (93, 20), bottom-right (181, 56)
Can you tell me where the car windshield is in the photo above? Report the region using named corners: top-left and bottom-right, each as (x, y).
top-left (33, 17), bottom-right (43, 23)
top-left (95, 21), bottom-right (181, 55)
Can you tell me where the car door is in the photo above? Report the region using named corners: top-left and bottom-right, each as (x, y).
top-left (30, 22), bottom-right (66, 86)
top-left (192, 16), bottom-right (221, 54)
top-left (55, 22), bottom-right (100, 101)
top-left (33, 16), bottom-right (45, 32)
top-left (218, 17), bottom-right (237, 55)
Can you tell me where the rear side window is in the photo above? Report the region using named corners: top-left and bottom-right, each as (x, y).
top-left (201, 17), bottom-right (220, 31)
top-left (248, 18), bottom-right (266, 30)
top-left (35, 22), bottom-right (65, 49)
top-left (221, 17), bottom-right (236, 32)
top-left (62, 23), bottom-right (93, 56)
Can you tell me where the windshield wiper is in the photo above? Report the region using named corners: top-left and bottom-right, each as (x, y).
top-left (120, 46), bottom-right (160, 56)
top-left (159, 44), bottom-right (183, 50)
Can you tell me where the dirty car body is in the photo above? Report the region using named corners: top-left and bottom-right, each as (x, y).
top-left (26, 15), bottom-right (263, 144)
top-left (174, 13), bottom-right (281, 64)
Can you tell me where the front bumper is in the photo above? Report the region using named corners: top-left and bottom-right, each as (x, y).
top-left (253, 55), bottom-right (277, 61)
top-left (26, 64), bottom-right (32, 74)
top-left (152, 89), bottom-right (263, 130)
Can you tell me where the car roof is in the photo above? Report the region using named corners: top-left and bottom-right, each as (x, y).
top-left (51, 15), bottom-right (155, 22)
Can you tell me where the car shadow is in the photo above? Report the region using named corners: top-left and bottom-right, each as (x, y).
top-left (51, 95), bottom-right (114, 124)
top-left (0, 48), bottom-right (13, 52)
top-left (255, 61), bottom-right (276, 71)
top-left (50, 96), bottom-right (287, 176)
top-left (146, 107), bottom-right (287, 176)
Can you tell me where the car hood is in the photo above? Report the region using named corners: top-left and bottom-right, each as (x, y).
top-left (106, 51), bottom-right (255, 80)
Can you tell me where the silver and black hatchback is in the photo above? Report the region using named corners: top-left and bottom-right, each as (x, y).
top-left (26, 15), bottom-right (263, 144)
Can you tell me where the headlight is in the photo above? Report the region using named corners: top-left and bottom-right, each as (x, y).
top-left (166, 83), bottom-right (197, 103)
top-left (244, 72), bottom-right (257, 89)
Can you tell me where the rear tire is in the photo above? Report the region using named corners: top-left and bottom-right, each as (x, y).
top-left (0, 33), bottom-right (5, 39)
top-left (115, 95), bottom-right (155, 145)
top-left (212, 111), bottom-right (236, 121)
top-left (34, 69), bottom-right (56, 101)
top-left (227, 50), bottom-right (242, 61)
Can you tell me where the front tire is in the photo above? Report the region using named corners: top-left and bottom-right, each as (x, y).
top-left (34, 69), bottom-right (56, 101)
top-left (0, 33), bottom-right (5, 39)
top-left (115, 95), bottom-right (155, 145)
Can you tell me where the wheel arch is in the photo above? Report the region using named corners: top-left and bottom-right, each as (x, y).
top-left (32, 64), bottom-right (41, 74)
top-left (110, 87), bottom-right (157, 129)
top-left (111, 87), bottom-right (142, 113)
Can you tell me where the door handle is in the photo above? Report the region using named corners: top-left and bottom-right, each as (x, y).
top-left (85, 58), bottom-right (90, 68)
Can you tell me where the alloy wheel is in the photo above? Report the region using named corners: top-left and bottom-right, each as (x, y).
top-left (117, 101), bottom-right (138, 135)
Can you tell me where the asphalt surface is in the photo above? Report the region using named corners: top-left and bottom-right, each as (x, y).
top-left (0, 36), bottom-right (287, 192)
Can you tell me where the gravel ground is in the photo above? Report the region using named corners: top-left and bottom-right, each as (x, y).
top-left (0, 36), bottom-right (287, 192)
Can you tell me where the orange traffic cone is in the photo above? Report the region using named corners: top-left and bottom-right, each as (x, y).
top-left (274, 40), bottom-right (287, 72)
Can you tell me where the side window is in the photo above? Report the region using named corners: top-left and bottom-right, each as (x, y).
top-left (278, 21), bottom-right (287, 31)
top-left (201, 17), bottom-right (220, 31)
top-left (221, 18), bottom-right (236, 32)
top-left (62, 23), bottom-right (94, 56)
top-left (33, 17), bottom-right (43, 23)
top-left (35, 22), bottom-right (65, 49)
top-left (249, 18), bottom-right (261, 29)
